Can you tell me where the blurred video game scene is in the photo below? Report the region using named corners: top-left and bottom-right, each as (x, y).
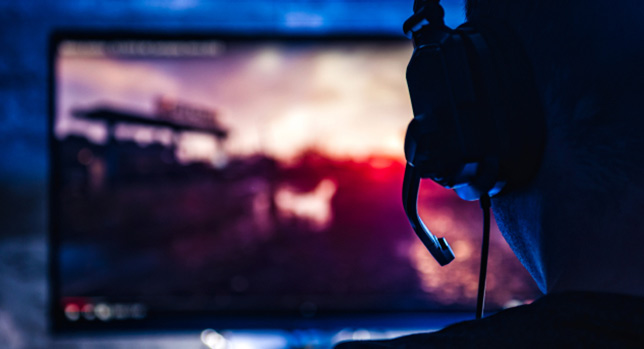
top-left (51, 37), bottom-right (540, 329)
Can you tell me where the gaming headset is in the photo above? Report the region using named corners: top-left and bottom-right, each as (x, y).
top-left (402, 0), bottom-right (546, 318)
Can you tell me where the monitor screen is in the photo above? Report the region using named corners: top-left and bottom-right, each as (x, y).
top-left (49, 33), bottom-right (539, 332)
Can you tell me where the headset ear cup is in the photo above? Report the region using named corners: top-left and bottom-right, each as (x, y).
top-left (457, 22), bottom-right (546, 195)
top-left (405, 113), bottom-right (470, 188)
top-left (404, 15), bottom-right (545, 199)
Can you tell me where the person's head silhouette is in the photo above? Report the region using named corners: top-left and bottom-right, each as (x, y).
top-left (336, 2), bottom-right (644, 347)
top-left (466, 0), bottom-right (644, 296)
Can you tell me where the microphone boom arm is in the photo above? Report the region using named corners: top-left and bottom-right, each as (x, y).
top-left (403, 162), bottom-right (455, 266)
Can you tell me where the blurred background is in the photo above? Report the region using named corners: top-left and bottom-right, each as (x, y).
top-left (0, 1), bottom-right (540, 348)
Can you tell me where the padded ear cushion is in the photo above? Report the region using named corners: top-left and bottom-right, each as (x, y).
top-left (405, 28), bottom-right (475, 184)
top-left (405, 18), bottom-right (545, 199)
top-left (457, 20), bottom-right (546, 195)
top-left (406, 27), bottom-right (507, 199)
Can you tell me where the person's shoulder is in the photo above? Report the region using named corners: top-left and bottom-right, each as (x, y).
top-left (334, 292), bottom-right (644, 348)
top-left (334, 302), bottom-right (540, 349)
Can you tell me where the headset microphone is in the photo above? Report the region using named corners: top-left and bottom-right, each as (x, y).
top-left (403, 162), bottom-right (455, 266)
top-left (402, 0), bottom-right (546, 319)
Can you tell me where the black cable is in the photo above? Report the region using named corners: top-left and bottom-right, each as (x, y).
top-left (476, 194), bottom-right (491, 320)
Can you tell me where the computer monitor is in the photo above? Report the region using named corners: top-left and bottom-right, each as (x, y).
top-left (48, 32), bottom-right (539, 332)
